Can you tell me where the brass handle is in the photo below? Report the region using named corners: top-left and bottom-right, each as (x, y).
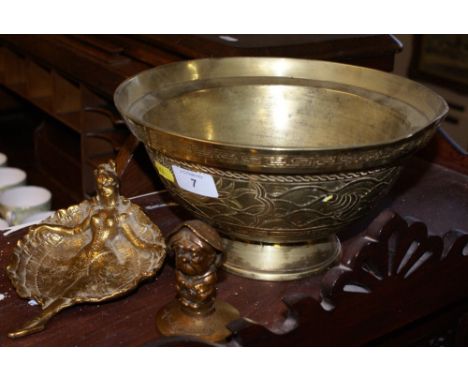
top-left (156, 220), bottom-right (239, 342)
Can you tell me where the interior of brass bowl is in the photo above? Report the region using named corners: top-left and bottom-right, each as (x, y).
top-left (130, 81), bottom-right (426, 149)
top-left (115, 57), bottom-right (448, 174)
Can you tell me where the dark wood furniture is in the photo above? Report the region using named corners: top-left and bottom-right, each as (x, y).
top-left (409, 35), bottom-right (468, 95)
top-left (0, 35), bottom-right (402, 205)
top-left (2, 35), bottom-right (468, 347)
top-left (0, 158), bottom-right (467, 346)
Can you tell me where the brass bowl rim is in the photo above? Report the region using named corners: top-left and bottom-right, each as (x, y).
top-left (114, 56), bottom-right (448, 154)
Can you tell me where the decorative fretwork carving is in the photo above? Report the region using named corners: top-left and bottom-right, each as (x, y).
top-left (147, 209), bottom-right (468, 346)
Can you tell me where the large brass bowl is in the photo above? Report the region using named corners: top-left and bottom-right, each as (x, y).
top-left (114, 57), bottom-right (448, 281)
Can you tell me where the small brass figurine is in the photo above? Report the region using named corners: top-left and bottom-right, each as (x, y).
top-left (156, 220), bottom-right (240, 342)
top-left (7, 160), bottom-right (166, 338)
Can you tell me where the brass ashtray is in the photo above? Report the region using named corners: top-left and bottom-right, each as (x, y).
top-left (115, 57), bottom-right (448, 281)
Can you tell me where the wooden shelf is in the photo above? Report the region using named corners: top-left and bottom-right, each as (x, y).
top-left (0, 159), bottom-right (467, 346)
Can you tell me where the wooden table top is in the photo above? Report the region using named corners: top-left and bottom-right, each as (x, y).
top-left (1, 158), bottom-right (467, 346)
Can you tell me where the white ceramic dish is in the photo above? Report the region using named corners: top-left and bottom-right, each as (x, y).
top-left (0, 218), bottom-right (8, 230)
top-left (0, 153), bottom-right (7, 167)
top-left (0, 186), bottom-right (52, 225)
top-left (0, 167), bottom-right (27, 192)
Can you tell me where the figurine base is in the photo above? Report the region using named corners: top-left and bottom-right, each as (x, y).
top-left (156, 300), bottom-right (240, 342)
top-left (222, 235), bottom-right (341, 281)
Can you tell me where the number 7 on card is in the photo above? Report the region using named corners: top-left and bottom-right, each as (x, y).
top-left (172, 165), bottom-right (219, 198)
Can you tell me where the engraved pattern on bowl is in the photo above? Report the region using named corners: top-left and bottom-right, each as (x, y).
top-left (149, 150), bottom-right (401, 243)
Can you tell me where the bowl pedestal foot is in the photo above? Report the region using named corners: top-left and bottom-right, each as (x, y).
top-left (222, 235), bottom-right (341, 281)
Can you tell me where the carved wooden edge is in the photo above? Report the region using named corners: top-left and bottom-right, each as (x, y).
top-left (145, 209), bottom-right (468, 346)
top-left (320, 210), bottom-right (467, 308)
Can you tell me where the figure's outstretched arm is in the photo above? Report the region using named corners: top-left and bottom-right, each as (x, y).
top-left (35, 214), bottom-right (92, 236)
top-left (119, 214), bottom-right (164, 251)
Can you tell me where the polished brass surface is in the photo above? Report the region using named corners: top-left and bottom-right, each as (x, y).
top-left (115, 57), bottom-right (448, 280)
top-left (222, 236), bottom-right (341, 281)
top-left (7, 161), bottom-right (166, 338)
top-left (156, 220), bottom-right (240, 342)
top-left (156, 300), bottom-right (239, 342)
top-left (153, 153), bottom-right (401, 243)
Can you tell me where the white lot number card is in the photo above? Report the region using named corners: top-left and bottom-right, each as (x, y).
top-left (172, 165), bottom-right (219, 198)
